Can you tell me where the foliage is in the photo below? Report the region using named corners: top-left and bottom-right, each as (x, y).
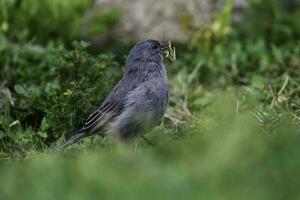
top-left (181, 0), bottom-right (233, 51)
top-left (0, 38), bottom-right (121, 155)
top-left (237, 0), bottom-right (300, 44)
top-left (0, 0), bottom-right (121, 43)
top-left (1, 94), bottom-right (300, 200)
top-left (0, 0), bottom-right (299, 199)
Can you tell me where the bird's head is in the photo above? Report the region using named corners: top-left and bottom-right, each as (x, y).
top-left (126, 39), bottom-right (166, 66)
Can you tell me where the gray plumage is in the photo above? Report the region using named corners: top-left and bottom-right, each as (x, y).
top-left (57, 39), bottom-right (169, 151)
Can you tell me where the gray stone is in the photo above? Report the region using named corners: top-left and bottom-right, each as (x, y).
top-left (91, 0), bottom-right (248, 42)
top-left (93, 0), bottom-right (215, 42)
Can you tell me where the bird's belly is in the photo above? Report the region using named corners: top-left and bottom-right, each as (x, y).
top-left (106, 100), bottom-right (166, 139)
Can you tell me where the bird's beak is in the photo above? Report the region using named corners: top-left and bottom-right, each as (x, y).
top-left (160, 42), bottom-right (168, 51)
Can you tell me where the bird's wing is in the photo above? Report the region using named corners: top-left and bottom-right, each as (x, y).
top-left (81, 99), bottom-right (123, 133)
top-left (81, 69), bottom-right (144, 133)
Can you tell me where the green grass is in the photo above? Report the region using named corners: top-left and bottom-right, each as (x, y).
top-left (1, 93), bottom-right (300, 200)
top-left (1, 37), bottom-right (300, 200)
top-left (1, 35), bottom-right (300, 200)
top-left (1, 0), bottom-right (300, 199)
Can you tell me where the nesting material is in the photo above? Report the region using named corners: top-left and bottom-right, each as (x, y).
top-left (163, 41), bottom-right (176, 62)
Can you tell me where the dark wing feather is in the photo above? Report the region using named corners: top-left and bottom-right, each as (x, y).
top-left (82, 99), bottom-right (123, 133)
top-left (83, 100), bottom-right (118, 128)
top-left (81, 68), bottom-right (146, 134)
top-left (81, 69), bottom-right (139, 135)
top-left (81, 98), bottom-right (123, 133)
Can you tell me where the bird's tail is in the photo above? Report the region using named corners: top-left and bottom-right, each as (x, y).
top-left (56, 131), bottom-right (86, 151)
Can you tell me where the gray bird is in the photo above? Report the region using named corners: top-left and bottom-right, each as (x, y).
top-left (57, 39), bottom-right (169, 150)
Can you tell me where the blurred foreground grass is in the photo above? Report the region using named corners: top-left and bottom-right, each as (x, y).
top-left (1, 93), bottom-right (300, 200)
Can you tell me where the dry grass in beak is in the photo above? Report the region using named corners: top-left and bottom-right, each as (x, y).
top-left (163, 41), bottom-right (176, 62)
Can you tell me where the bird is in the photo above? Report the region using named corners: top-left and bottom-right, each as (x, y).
top-left (57, 39), bottom-right (169, 150)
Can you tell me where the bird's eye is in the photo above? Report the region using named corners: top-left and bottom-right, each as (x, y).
top-left (153, 45), bottom-right (159, 50)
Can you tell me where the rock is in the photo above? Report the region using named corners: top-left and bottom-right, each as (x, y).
top-left (93, 0), bottom-right (215, 42)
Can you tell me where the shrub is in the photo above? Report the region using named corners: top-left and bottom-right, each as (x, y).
top-left (0, 38), bottom-right (121, 154)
